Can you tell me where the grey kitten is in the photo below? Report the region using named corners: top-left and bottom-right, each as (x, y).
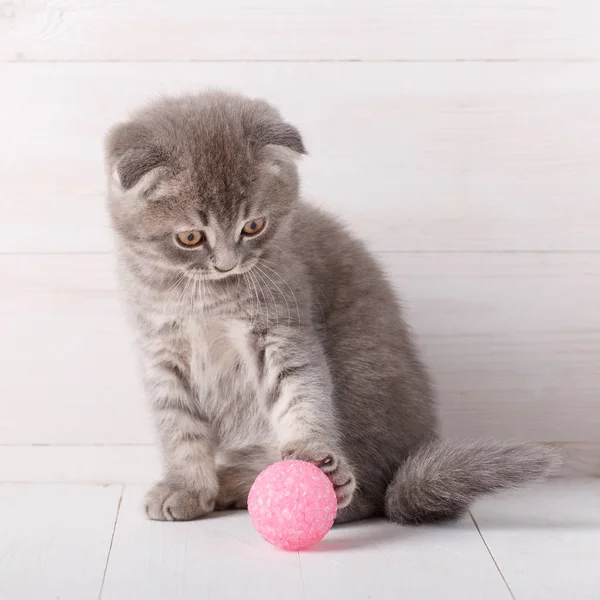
top-left (105, 91), bottom-right (560, 524)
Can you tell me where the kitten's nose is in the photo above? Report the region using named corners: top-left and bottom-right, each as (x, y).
top-left (213, 248), bottom-right (238, 273)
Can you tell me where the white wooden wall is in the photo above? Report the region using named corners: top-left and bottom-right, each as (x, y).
top-left (1, 1), bottom-right (599, 480)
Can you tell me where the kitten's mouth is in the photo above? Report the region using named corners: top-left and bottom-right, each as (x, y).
top-left (189, 271), bottom-right (237, 281)
top-left (209, 271), bottom-right (240, 281)
top-left (188, 262), bottom-right (256, 281)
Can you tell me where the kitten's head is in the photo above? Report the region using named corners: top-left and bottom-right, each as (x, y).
top-left (105, 91), bottom-right (305, 279)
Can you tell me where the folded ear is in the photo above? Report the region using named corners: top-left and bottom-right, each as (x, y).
top-left (252, 120), bottom-right (306, 155)
top-left (245, 101), bottom-right (306, 155)
top-left (105, 122), bottom-right (168, 190)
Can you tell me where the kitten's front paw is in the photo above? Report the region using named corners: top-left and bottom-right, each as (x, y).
top-left (144, 481), bottom-right (216, 521)
top-left (281, 442), bottom-right (356, 508)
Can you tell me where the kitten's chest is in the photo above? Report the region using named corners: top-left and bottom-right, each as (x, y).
top-left (184, 316), bottom-right (268, 444)
top-left (186, 317), bottom-right (256, 379)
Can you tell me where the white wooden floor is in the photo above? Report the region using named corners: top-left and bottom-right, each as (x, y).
top-left (1, 479), bottom-right (598, 600)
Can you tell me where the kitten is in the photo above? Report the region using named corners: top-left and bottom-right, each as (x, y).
top-left (105, 91), bottom-right (560, 524)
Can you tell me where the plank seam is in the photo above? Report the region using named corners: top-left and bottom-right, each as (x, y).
top-left (470, 511), bottom-right (516, 600)
top-left (99, 485), bottom-right (124, 600)
top-left (297, 553), bottom-right (306, 600)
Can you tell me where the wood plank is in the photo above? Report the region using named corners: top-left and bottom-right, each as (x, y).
top-left (299, 516), bottom-right (510, 600)
top-left (391, 253), bottom-right (600, 440)
top-left (472, 479), bottom-right (600, 600)
top-left (2, 1), bottom-right (600, 61)
top-left (2, 62), bottom-right (600, 252)
top-left (102, 486), bottom-right (508, 600)
top-left (1, 252), bottom-right (599, 445)
top-left (0, 446), bottom-right (161, 483)
top-left (0, 484), bottom-right (122, 600)
top-left (0, 254), bottom-right (152, 445)
top-left (101, 485), bottom-right (305, 600)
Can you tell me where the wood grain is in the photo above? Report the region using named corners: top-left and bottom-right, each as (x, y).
top-left (0, 484), bottom-right (122, 600)
top-left (2, 62), bottom-right (600, 253)
top-left (2, 0), bottom-right (600, 61)
top-left (1, 252), bottom-right (598, 446)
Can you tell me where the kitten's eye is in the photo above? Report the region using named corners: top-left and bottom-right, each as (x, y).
top-left (176, 231), bottom-right (204, 247)
top-left (242, 218), bottom-right (266, 236)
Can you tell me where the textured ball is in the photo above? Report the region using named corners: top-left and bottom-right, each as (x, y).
top-left (248, 460), bottom-right (337, 550)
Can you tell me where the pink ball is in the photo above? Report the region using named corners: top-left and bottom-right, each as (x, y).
top-left (248, 460), bottom-right (337, 551)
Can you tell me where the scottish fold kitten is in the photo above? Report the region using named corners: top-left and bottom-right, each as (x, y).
top-left (105, 92), bottom-right (559, 524)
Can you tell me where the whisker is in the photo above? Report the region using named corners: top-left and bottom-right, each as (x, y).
top-left (255, 264), bottom-right (290, 329)
top-left (176, 275), bottom-right (194, 320)
top-left (246, 273), bottom-right (257, 327)
top-left (163, 273), bottom-right (187, 307)
top-left (197, 278), bottom-right (210, 336)
top-left (244, 272), bottom-right (260, 328)
top-left (191, 278), bottom-right (200, 318)
top-left (164, 273), bottom-right (186, 296)
top-left (262, 256), bottom-right (331, 316)
top-left (256, 261), bottom-right (301, 326)
top-left (256, 259), bottom-right (293, 325)
top-left (242, 273), bottom-right (253, 325)
top-left (271, 243), bottom-right (293, 261)
top-left (172, 275), bottom-right (189, 312)
top-left (253, 266), bottom-right (279, 329)
top-left (313, 289), bottom-right (326, 322)
top-left (250, 269), bottom-right (269, 328)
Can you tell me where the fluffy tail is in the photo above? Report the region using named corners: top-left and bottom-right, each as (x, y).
top-left (385, 440), bottom-right (562, 524)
